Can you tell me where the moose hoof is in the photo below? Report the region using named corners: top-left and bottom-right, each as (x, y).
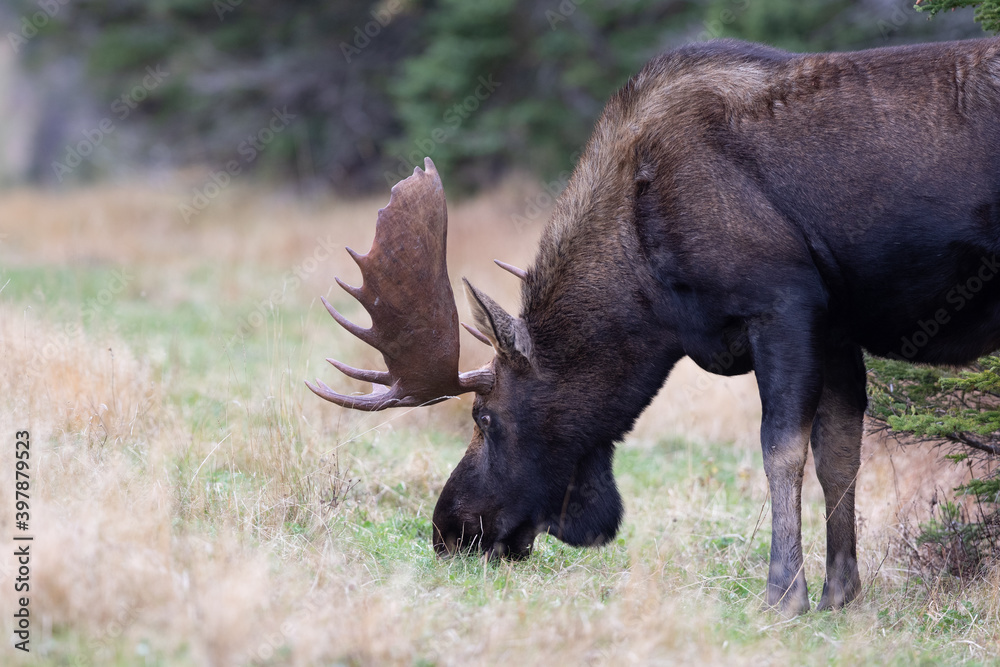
top-left (816, 574), bottom-right (861, 611)
top-left (765, 577), bottom-right (810, 616)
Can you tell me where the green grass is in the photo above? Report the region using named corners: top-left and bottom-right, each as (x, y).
top-left (5, 250), bottom-right (1000, 666)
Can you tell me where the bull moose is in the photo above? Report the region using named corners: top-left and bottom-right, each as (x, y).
top-left (308, 37), bottom-right (1000, 615)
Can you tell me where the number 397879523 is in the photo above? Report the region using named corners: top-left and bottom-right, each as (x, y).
top-left (15, 431), bottom-right (29, 528)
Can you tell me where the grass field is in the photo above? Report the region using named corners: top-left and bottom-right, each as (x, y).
top-left (1, 177), bottom-right (998, 665)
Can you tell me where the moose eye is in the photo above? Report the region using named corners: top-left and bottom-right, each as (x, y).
top-left (477, 413), bottom-right (492, 432)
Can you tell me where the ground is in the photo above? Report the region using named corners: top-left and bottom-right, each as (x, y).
top-left (0, 175), bottom-right (997, 665)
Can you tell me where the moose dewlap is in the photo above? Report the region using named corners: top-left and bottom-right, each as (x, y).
top-left (309, 37), bottom-right (1000, 615)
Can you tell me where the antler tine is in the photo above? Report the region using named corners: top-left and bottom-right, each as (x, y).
top-left (494, 259), bottom-right (527, 281)
top-left (334, 277), bottom-right (364, 302)
top-left (462, 322), bottom-right (493, 346)
top-left (320, 296), bottom-right (378, 348)
top-left (310, 157), bottom-right (496, 410)
top-left (345, 246), bottom-right (364, 266)
top-left (306, 378), bottom-right (413, 411)
top-left (327, 358), bottom-right (392, 385)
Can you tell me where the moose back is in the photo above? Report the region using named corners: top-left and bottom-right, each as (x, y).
top-left (309, 37), bottom-right (1000, 615)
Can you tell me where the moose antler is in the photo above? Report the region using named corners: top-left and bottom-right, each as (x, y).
top-left (494, 259), bottom-right (527, 281)
top-left (306, 158), bottom-right (494, 410)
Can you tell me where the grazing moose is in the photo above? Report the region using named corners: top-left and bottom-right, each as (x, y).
top-left (309, 37), bottom-right (1000, 615)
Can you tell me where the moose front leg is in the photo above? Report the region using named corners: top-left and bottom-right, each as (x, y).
top-left (749, 314), bottom-right (824, 616)
top-left (761, 425), bottom-right (813, 615)
top-left (810, 344), bottom-right (865, 610)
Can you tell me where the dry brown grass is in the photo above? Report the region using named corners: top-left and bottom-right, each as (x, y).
top-left (1, 179), bottom-right (998, 665)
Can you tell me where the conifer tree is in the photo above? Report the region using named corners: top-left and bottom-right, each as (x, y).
top-left (915, 0), bottom-right (1000, 33)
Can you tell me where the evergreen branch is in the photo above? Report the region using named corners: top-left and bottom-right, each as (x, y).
top-left (915, 0), bottom-right (983, 12)
top-left (950, 432), bottom-right (1000, 456)
top-left (914, 0), bottom-right (1000, 33)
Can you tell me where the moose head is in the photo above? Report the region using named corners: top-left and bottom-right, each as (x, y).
top-left (306, 158), bottom-right (649, 559)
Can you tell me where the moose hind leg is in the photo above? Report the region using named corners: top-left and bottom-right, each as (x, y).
top-left (811, 344), bottom-right (865, 610)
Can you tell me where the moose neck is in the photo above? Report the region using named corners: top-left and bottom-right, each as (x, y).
top-left (522, 170), bottom-right (683, 447)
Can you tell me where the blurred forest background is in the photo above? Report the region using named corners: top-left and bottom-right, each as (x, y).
top-left (0, 0), bottom-right (992, 194)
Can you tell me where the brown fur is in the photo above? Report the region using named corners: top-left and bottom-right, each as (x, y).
top-left (433, 37), bottom-right (1000, 616)
top-left (529, 37), bottom-right (1000, 305)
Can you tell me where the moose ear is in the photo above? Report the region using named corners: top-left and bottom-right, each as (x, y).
top-left (463, 278), bottom-right (532, 361)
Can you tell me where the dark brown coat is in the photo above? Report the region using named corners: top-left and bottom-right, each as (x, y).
top-left (432, 37), bottom-right (1000, 615)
